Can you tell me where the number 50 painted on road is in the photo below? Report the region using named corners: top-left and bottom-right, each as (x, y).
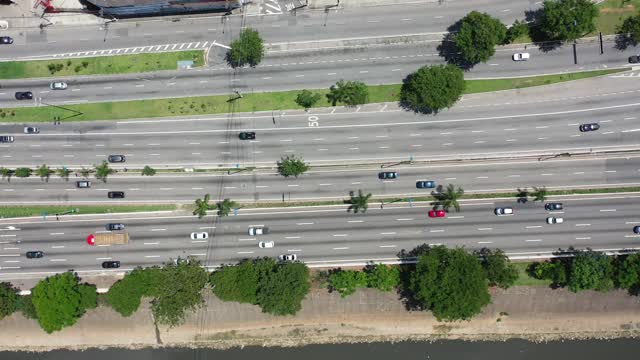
top-left (308, 115), bottom-right (319, 127)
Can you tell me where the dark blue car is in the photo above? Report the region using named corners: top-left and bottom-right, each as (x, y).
top-left (416, 180), bottom-right (436, 189)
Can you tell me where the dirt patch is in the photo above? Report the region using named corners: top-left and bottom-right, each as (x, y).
top-left (600, 4), bottom-right (636, 13)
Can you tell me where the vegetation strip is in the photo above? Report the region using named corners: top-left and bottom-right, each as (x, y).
top-left (0, 51), bottom-right (204, 80)
top-left (0, 68), bottom-right (624, 123)
top-left (0, 205), bottom-right (177, 219)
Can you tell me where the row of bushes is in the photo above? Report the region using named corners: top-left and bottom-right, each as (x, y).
top-left (0, 164), bottom-right (157, 182)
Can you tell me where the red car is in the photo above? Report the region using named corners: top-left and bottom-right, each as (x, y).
top-left (428, 209), bottom-right (446, 218)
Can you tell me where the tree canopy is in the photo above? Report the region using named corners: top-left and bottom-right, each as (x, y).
top-left (478, 248), bottom-right (518, 289)
top-left (400, 65), bottom-right (465, 113)
top-left (216, 198), bottom-right (239, 217)
top-left (568, 250), bottom-right (614, 292)
top-left (617, 253), bottom-right (640, 292)
top-left (31, 272), bottom-right (95, 333)
top-left (277, 155), bottom-right (309, 178)
top-left (106, 267), bottom-right (162, 317)
top-left (539, 0), bottom-right (598, 41)
top-left (227, 28), bottom-right (265, 68)
top-left (210, 261), bottom-right (258, 304)
top-left (409, 246), bottom-right (490, 321)
top-left (295, 89), bottom-right (322, 110)
top-left (329, 270), bottom-right (369, 297)
top-left (326, 80), bottom-right (369, 106)
top-left (0, 282), bottom-right (18, 320)
top-left (95, 161), bottom-right (113, 182)
top-left (348, 189), bottom-right (372, 214)
top-left (435, 183), bottom-right (465, 212)
top-left (366, 264), bottom-right (400, 292)
top-left (453, 11), bottom-right (507, 64)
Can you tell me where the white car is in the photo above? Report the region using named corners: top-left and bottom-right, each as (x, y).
top-left (249, 227), bottom-right (270, 236)
top-left (0, 21), bottom-right (9, 30)
top-left (50, 82), bottom-right (68, 90)
top-left (258, 241), bottom-right (274, 249)
top-left (546, 217), bottom-right (564, 224)
top-left (279, 254), bottom-right (297, 261)
top-left (512, 52), bottom-right (530, 61)
top-left (23, 126), bottom-right (39, 134)
top-left (190, 232), bottom-right (208, 240)
top-left (494, 207), bottom-right (514, 216)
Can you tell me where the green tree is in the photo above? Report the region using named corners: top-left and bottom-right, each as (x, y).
top-left (16, 295), bottom-right (38, 319)
top-left (227, 28), bottom-right (265, 68)
top-left (193, 193), bottom-right (214, 219)
top-left (95, 161), bottom-right (113, 182)
top-left (78, 284), bottom-right (97, 311)
top-left (409, 246), bottom-right (490, 321)
top-left (326, 80), bottom-right (369, 106)
top-left (150, 258), bottom-right (208, 327)
top-left (568, 251), bottom-right (614, 292)
top-left (56, 167), bottom-right (71, 181)
top-left (619, 14), bottom-right (640, 45)
top-left (80, 167), bottom-right (91, 178)
top-left (36, 164), bottom-right (51, 182)
top-left (141, 166), bottom-right (156, 176)
top-left (0, 282), bottom-right (18, 320)
top-left (505, 19), bottom-right (530, 43)
top-left (277, 155), bottom-right (309, 178)
top-left (366, 264), bottom-right (400, 292)
top-left (256, 261), bottom-right (310, 315)
top-left (453, 11), bottom-right (507, 64)
top-left (216, 198), bottom-right (239, 217)
top-left (400, 64), bottom-right (465, 113)
top-left (31, 272), bottom-right (93, 333)
top-left (530, 261), bottom-right (568, 286)
top-left (539, 0), bottom-right (598, 42)
top-left (348, 190), bottom-right (372, 214)
top-left (210, 261), bottom-right (258, 304)
top-left (14, 168), bottom-right (32, 178)
top-left (435, 183), bottom-right (465, 212)
top-left (478, 248), bottom-right (518, 289)
top-left (617, 253), bottom-right (640, 291)
top-left (329, 270), bottom-right (369, 297)
top-left (0, 167), bottom-right (12, 182)
top-left (295, 89), bottom-right (322, 110)
top-left (532, 186), bottom-right (548, 202)
top-left (106, 267), bottom-right (162, 317)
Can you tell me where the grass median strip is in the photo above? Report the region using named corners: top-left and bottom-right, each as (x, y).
top-left (0, 68), bottom-right (625, 123)
top-left (0, 51), bottom-right (204, 80)
top-left (0, 205), bottom-right (177, 219)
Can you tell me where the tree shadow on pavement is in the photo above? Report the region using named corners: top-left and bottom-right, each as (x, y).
top-left (396, 243), bottom-right (432, 311)
top-left (437, 19), bottom-right (476, 71)
top-left (524, 8), bottom-right (563, 53)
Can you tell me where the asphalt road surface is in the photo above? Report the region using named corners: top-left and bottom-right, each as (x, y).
top-left (1, 0), bottom-right (532, 60)
top-left (0, 195), bottom-right (638, 277)
top-left (2, 74), bottom-right (640, 168)
top-left (0, 157), bottom-right (638, 204)
top-left (0, 39), bottom-right (633, 107)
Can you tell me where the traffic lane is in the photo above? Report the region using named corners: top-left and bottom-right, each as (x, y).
top-left (4, 0), bottom-right (533, 60)
top-left (2, 99), bottom-right (640, 168)
top-left (1, 156), bottom-right (640, 204)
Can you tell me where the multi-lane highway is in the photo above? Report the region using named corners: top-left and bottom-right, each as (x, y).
top-left (0, 195), bottom-right (638, 277)
top-left (1, 38), bottom-right (633, 107)
top-left (0, 156), bottom-right (639, 204)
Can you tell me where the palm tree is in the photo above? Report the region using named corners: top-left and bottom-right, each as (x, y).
top-left (193, 193), bottom-right (213, 219)
top-left (532, 186), bottom-right (548, 202)
top-left (0, 167), bottom-right (11, 182)
top-left (56, 167), bottom-right (71, 181)
top-left (348, 190), bottom-right (372, 214)
top-left (216, 198), bottom-right (239, 217)
top-left (95, 161), bottom-right (113, 182)
top-left (436, 184), bottom-right (465, 212)
top-left (36, 164), bottom-right (51, 182)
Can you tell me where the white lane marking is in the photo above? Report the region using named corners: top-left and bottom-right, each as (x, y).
top-left (145, 255), bottom-right (161, 258)
top-left (396, 218), bottom-right (414, 221)
top-left (51, 246), bottom-right (64, 249)
top-left (625, 235), bottom-right (640, 238)
top-left (379, 245), bottom-right (397, 248)
top-left (573, 172), bottom-right (585, 175)
top-left (448, 216), bottom-right (464, 219)
top-left (143, 242), bottom-right (159, 245)
top-left (477, 228), bottom-right (493, 231)
top-left (288, 249), bottom-right (302, 252)
top-left (285, 236), bottom-right (301, 239)
top-left (0, 235), bottom-right (16, 237)
top-left (3, 248), bottom-right (19, 250)
top-left (576, 237), bottom-right (591, 240)
top-left (50, 259), bottom-right (67, 262)
top-left (526, 226), bottom-right (542, 229)
top-left (49, 232), bottom-right (64, 235)
top-left (191, 240), bottom-right (208, 243)
top-left (348, 220), bottom-right (364, 223)
top-left (535, 126), bottom-right (548, 129)
top-left (599, 209), bottom-right (616, 212)
top-left (96, 257), bottom-right (112, 260)
top-left (478, 241), bottom-right (493, 244)
top-left (238, 238), bottom-right (255, 242)
top-left (319, 183), bottom-right (333, 186)
top-left (332, 234), bottom-right (348, 237)
top-left (199, 226), bottom-right (216, 229)
top-left (190, 253), bottom-right (207, 256)
top-left (333, 247), bottom-right (349, 250)
top-left (349, 147), bottom-right (360, 150)
top-left (445, 177), bottom-right (457, 180)
top-left (477, 176), bottom-right (489, 179)
top-left (351, 182), bottom-right (361, 185)
top-left (575, 223), bottom-right (591, 226)
top-left (430, 229), bottom-right (444, 233)
top-left (151, 228), bottom-right (167, 231)
top-left (287, 184), bottom-right (299, 187)
top-left (605, 170), bottom-right (617, 173)
top-left (256, 185), bottom-right (269, 188)
top-left (508, 175), bottom-right (521, 178)
top-left (541, 173), bottom-right (554, 176)
top-left (237, 251), bottom-right (254, 254)
top-left (380, 232), bottom-right (397, 235)
top-left (625, 221), bottom-right (640, 224)
top-left (297, 222), bottom-right (314, 225)
top-left (525, 239), bottom-right (542, 242)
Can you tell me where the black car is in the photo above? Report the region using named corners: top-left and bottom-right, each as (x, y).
top-left (378, 171), bottom-right (398, 180)
top-left (0, 135), bottom-right (14, 143)
top-left (102, 261), bottom-right (121, 269)
top-left (634, 226), bottom-right (640, 234)
top-left (416, 180), bottom-right (436, 189)
top-left (629, 55), bottom-right (640, 64)
top-left (239, 132), bottom-right (256, 140)
top-left (579, 123), bottom-right (600, 132)
top-left (106, 223), bottom-right (125, 231)
top-left (545, 203), bottom-right (563, 211)
top-left (15, 91), bottom-right (33, 100)
top-left (0, 36), bottom-right (13, 45)
top-left (108, 154), bottom-right (126, 163)
top-left (26, 251), bottom-right (44, 259)
top-left (108, 191), bottom-right (125, 199)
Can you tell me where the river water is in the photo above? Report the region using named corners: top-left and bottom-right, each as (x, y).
top-left (2, 339), bottom-right (640, 360)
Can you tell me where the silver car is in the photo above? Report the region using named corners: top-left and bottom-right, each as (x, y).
top-left (249, 227), bottom-right (270, 236)
top-left (23, 126), bottom-right (39, 134)
top-left (279, 254), bottom-right (297, 261)
top-left (50, 82), bottom-right (68, 90)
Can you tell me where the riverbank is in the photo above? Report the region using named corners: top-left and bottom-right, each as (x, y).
top-left (1, 285), bottom-right (639, 351)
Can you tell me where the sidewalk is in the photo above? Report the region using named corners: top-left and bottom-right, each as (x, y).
top-left (1, 285), bottom-right (640, 350)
